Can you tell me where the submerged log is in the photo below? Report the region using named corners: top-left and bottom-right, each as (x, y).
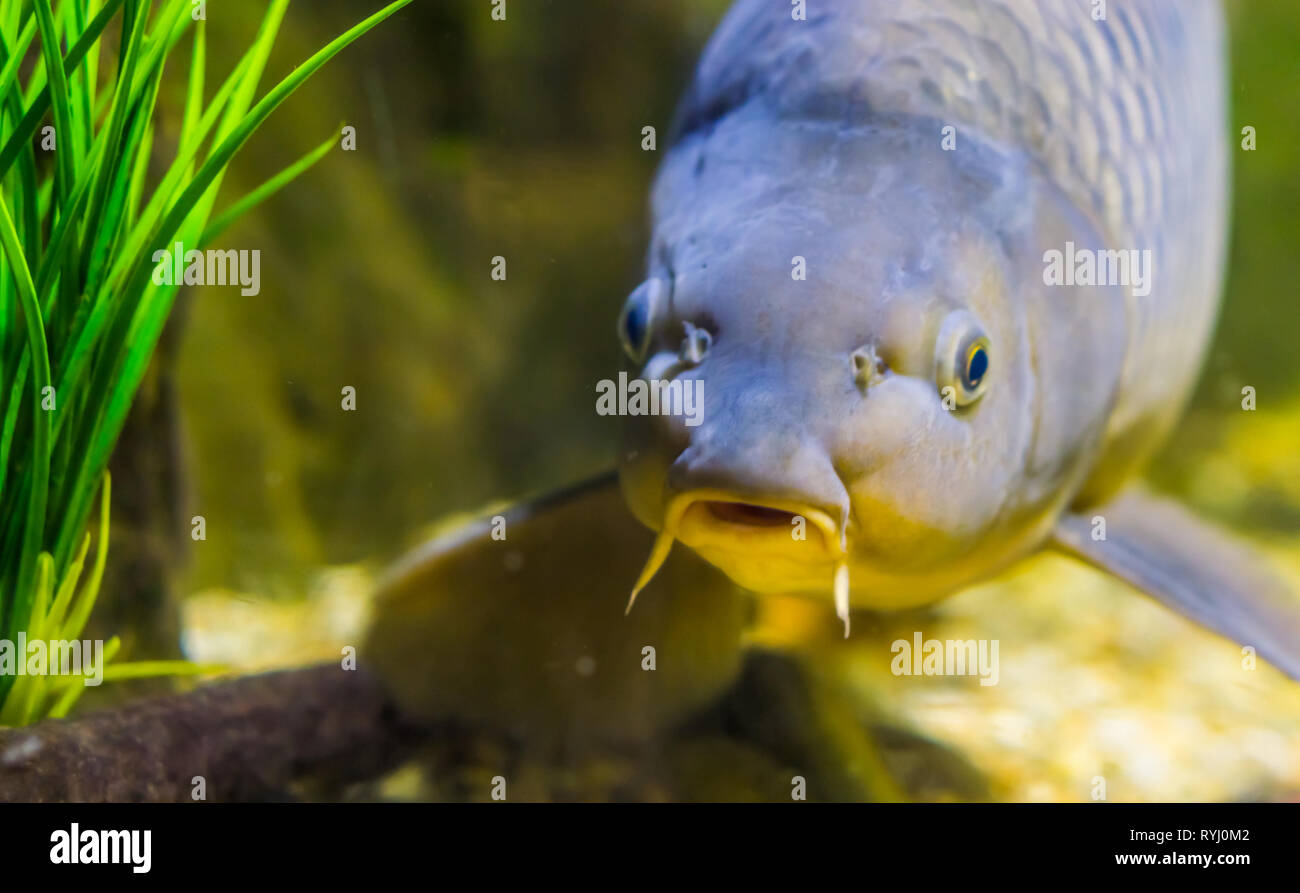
top-left (0, 664), bottom-right (426, 802)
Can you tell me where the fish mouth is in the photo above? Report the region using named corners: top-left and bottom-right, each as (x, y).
top-left (701, 500), bottom-right (800, 528)
top-left (626, 489), bottom-right (854, 636)
top-left (678, 495), bottom-right (843, 554)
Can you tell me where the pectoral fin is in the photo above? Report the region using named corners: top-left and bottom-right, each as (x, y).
top-left (1052, 487), bottom-right (1300, 680)
top-left (362, 471), bottom-right (749, 749)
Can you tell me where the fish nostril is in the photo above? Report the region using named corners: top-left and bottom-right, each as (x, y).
top-left (851, 345), bottom-right (886, 390)
top-left (680, 322), bottom-right (713, 365)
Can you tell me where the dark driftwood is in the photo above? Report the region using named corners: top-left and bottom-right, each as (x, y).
top-left (0, 664), bottom-right (425, 802)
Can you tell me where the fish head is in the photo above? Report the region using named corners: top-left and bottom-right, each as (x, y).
top-left (618, 113), bottom-right (1126, 611)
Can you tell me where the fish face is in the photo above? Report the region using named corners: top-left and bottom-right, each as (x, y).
top-left (618, 116), bottom-right (1120, 613)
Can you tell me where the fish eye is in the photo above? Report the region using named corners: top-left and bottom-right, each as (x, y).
top-left (934, 310), bottom-right (991, 407)
top-left (618, 277), bottom-right (667, 363)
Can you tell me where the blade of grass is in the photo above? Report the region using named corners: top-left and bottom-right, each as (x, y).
top-left (78, 0), bottom-right (153, 285)
top-left (0, 552), bottom-right (51, 725)
top-left (84, 0), bottom-right (103, 133)
top-left (53, 0), bottom-right (413, 568)
top-left (101, 46), bottom-right (256, 291)
top-left (80, 0), bottom-right (268, 308)
top-left (68, 0), bottom-right (96, 159)
top-left (178, 17), bottom-right (203, 148)
top-left (61, 473), bottom-right (109, 641)
top-left (48, 46), bottom-right (256, 458)
top-left (0, 352), bottom-right (28, 500)
top-left (45, 530), bottom-right (91, 635)
top-left (35, 634), bottom-right (119, 720)
top-left (30, 0), bottom-right (79, 203)
top-left (0, 0), bottom-right (412, 722)
top-left (83, 20), bottom-right (171, 300)
top-left (0, 14), bottom-right (37, 108)
top-left (0, 0), bottom-right (125, 181)
top-left (0, 191), bottom-right (52, 645)
top-left (200, 131), bottom-right (334, 246)
top-left (0, 15), bottom-right (44, 266)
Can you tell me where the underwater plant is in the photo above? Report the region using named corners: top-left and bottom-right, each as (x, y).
top-left (0, 0), bottom-right (410, 725)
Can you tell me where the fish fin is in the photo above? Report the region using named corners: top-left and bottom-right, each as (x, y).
top-left (1051, 487), bottom-right (1300, 680)
top-left (363, 470), bottom-right (749, 748)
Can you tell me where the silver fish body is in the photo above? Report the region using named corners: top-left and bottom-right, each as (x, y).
top-left (366, 1), bottom-right (1300, 748)
top-left (618, 0), bottom-right (1230, 609)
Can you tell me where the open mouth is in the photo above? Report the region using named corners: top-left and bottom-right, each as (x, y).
top-left (626, 490), bottom-right (855, 637)
top-left (703, 501), bottom-right (799, 528)
top-left (682, 496), bottom-right (838, 550)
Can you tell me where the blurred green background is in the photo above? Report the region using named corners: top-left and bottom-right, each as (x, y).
top-left (168, 0), bottom-right (1299, 600)
top-left (174, 0), bottom-right (730, 596)
top-left (102, 0), bottom-right (1300, 802)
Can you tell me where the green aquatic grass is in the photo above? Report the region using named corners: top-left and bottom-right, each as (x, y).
top-left (0, 0), bottom-right (411, 722)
